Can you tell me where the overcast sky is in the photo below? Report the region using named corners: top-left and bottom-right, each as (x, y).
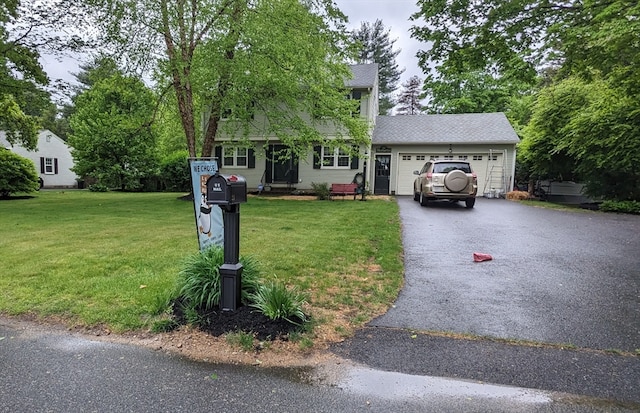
top-left (40, 1), bottom-right (428, 91)
top-left (334, 0), bottom-right (426, 86)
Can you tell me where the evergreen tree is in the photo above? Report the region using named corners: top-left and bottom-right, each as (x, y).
top-left (351, 19), bottom-right (404, 115)
top-left (396, 76), bottom-right (424, 115)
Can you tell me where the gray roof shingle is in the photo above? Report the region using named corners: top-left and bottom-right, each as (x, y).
top-left (347, 64), bottom-right (378, 89)
top-left (372, 113), bottom-right (520, 145)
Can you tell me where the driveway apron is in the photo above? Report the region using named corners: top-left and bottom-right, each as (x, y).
top-left (371, 197), bottom-right (640, 353)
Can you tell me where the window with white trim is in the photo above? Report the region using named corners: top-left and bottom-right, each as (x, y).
top-left (444, 155), bottom-right (454, 160)
top-left (417, 155), bottom-right (426, 160)
top-left (429, 155), bottom-right (440, 160)
top-left (402, 155), bottom-right (412, 160)
top-left (458, 155), bottom-right (468, 160)
top-left (490, 154), bottom-right (498, 161)
top-left (44, 158), bottom-right (55, 174)
top-left (223, 147), bottom-right (248, 167)
top-left (322, 146), bottom-right (350, 168)
top-left (473, 155), bottom-right (483, 161)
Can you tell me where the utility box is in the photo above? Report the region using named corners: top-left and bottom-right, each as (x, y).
top-left (206, 173), bottom-right (247, 205)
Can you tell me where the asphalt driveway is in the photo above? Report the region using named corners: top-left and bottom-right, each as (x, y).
top-left (372, 197), bottom-right (640, 352)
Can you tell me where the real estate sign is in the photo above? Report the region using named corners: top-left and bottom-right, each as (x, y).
top-left (188, 158), bottom-right (224, 250)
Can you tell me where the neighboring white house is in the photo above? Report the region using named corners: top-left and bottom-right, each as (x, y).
top-left (0, 130), bottom-right (79, 189)
top-left (213, 63), bottom-right (520, 197)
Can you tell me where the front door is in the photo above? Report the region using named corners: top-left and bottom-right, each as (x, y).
top-left (374, 154), bottom-right (391, 195)
top-left (265, 145), bottom-right (299, 184)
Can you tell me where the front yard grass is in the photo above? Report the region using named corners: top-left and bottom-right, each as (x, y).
top-left (0, 191), bottom-right (403, 341)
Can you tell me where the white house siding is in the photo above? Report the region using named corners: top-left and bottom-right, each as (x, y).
top-left (379, 143), bottom-right (517, 196)
top-left (0, 130), bottom-right (78, 188)
top-left (216, 142), bottom-right (368, 192)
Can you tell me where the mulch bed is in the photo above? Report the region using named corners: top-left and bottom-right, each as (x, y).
top-left (171, 301), bottom-right (304, 341)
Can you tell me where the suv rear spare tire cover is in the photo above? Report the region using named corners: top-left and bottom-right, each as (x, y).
top-left (444, 170), bottom-right (468, 192)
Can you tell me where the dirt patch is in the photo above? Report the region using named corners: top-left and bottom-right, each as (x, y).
top-left (0, 311), bottom-right (343, 368)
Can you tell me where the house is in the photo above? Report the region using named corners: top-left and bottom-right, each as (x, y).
top-left (0, 130), bottom-right (79, 189)
top-left (213, 63), bottom-right (520, 198)
top-left (214, 63), bottom-right (379, 193)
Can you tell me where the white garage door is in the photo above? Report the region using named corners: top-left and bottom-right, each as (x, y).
top-left (396, 154), bottom-right (429, 195)
top-left (395, 153), bottom-right (502, 196)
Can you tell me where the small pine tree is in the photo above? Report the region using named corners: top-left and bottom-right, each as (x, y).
top-left (396, 76), bottom-right (425, 115)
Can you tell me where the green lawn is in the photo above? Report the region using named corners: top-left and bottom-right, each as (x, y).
top-left (0, 191), bottom-right (403, 335)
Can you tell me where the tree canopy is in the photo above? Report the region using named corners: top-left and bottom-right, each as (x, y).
top-left (395, 76), bottom-right (424, 115)
top-left (68, 73), bottom-right (158, 190)
top-left (411, 0), bottom-right (640, 200)
top-left (351, 19), bottom-right (404, 115)
top-left (76, 0), bottom-right (369, 158)
top-left (0, 0), bottom-right (47, 149)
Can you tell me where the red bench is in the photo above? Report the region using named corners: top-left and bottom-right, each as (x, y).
top-left (330, 183), bottom-right (359, 200)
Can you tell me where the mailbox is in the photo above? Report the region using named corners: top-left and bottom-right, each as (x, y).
top-left (206, 173), bottom-right (247, 205)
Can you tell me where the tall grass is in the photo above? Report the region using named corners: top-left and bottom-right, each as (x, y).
top-left (0, 191), bottom-right (403, 332)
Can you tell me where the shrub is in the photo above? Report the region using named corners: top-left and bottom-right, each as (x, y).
top-left (311, 182), bottom-right (331, 200)
top-left (160, 151), bottom-right (191, 192)
top-left (88, 183), bottom-right (109, 192)
top-left (0, 150), bottom-right (39, 197)
top-left (248, 281), bottom-right (307, 324)
top-left (175, 245), bottom-right (261, 311)
top-left (599, 200), bottom-right (640, 215)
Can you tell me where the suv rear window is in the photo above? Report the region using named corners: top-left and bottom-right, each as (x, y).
top-left (433, 162), bottom-right (472, 174)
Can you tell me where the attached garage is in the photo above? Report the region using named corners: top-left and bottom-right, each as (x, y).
top-left (370, 113), bottom-right (519, 197)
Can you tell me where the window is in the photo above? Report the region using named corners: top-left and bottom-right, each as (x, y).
top-left (417, 155), bottom-right (426, 161)
top-left (429, 155), bottom-right (440, 160)
top-left (473, 155), bottom-right (483, 161)
top-left (40, 157), bottom-right (58, 175)
top-left (490, 154), bottom-right (498, 161)
top-left (347, 90), bottom-right (362, 116)
top-left (444, 155), bottom-right (454, 160)
top-left (402, 155), bottom-right (412, 161)
top-left (222, 147), bottom-right (248, 167)
top-left (458, 155), bottom-right (468, 160)
top-left (322, 146), bottom-right (350, 168)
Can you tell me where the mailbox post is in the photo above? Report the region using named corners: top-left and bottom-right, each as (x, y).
top-left (205, 173), bottom-right (247, 311)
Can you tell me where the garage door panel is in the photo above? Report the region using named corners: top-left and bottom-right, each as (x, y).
top-left (397, 154), bottom-right (427, 196)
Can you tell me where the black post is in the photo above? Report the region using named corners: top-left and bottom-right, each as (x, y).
top-left (219, 204), bottom-right (243, 311)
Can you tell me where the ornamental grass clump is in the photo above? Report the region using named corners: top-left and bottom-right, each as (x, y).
top-left (249, 281), bottom-right (308, 325)
top-left (176, 245), bottom-right (260, 311)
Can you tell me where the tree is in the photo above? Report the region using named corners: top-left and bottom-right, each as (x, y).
top-left (0, 0), bottom-right (47, 149)
top-left (0, 150), bottom-right (39, 197)
top-left (351, 19), bottom-right (404, 115)
top-left (396, 76), bottom-right (424, 115)
top-left (77, 0), bottom-right (369, 158)
top-left (68, 73), bottom-right (158, 191)
top-left (520, 76), bottom-right (640, 201)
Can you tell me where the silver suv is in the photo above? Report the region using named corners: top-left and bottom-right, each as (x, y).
top-left (413, 160), bottom-right (478, 208)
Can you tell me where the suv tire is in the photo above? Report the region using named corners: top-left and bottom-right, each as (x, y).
top-left (444, 170), bottom-right (468, 192)
top-left (465, 197), bottom-right (476, 208)
top-left (420, 192), bottom-right (429, 207)
top-left (414, 191), bottom-right (420, 201)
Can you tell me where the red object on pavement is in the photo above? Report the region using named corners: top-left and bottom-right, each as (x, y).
top-left (473, 252), bottom-right (493, 262)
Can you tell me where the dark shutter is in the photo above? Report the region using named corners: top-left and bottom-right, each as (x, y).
top-left (40, 157), bottom-right (45, 173)
top-left (248, 148), bottom-right (255, 169)
top-left (54, 158), bottom-right (59, 174)
top-left (313, 146), bottom-right (321, 169)
top-left (350, 147), bottom-right (359, 170)
top-left (214, 146), bottom-right (222, 167)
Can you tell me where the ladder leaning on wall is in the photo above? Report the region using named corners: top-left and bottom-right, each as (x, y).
top-left (483, 149), bottom-right (508, 198)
